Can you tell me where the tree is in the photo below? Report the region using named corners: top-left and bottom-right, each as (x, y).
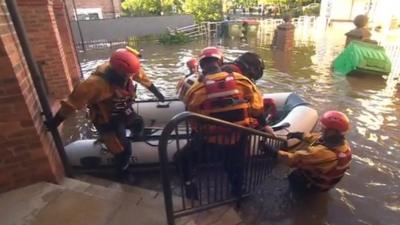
top-left (182, 0), bottom-right (223, 22)
top-left (232, 0), bottom-right (257, 8)
top-left (122, 0), bottom-right (161, 16)
top-left (122, 0), bottom-right (176, 16)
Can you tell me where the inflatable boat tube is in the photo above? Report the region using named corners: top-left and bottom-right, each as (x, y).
top-left (65, 92), bottom-right (318, 168)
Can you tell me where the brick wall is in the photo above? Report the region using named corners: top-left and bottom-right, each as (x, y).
top-left (65, 0), bottom-right (121, 19)
top-left (0, 1), bottom-right (64, 192)
top-left (17, 0), bottom-right (74, 100)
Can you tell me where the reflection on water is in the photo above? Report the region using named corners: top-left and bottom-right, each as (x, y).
top-left (64, 22), bottom-right (400, 224)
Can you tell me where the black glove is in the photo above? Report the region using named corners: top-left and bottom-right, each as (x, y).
top-left (45, 113), bottom-right (65, 130)
top-left (287, 132), bottom-right (304, 140)
top-left (148, 84), bottom-right (165, 102)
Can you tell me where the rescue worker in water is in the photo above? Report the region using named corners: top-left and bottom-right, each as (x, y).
top-left (269, 111), bottom-right (352, 193)
top-left (51, 47), bottom-right (165, 179)
top-left (178, 47), bottom-right (271, 199)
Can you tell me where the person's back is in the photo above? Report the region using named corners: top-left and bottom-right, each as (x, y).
top-left (179, 47), bottom-right (265, 198)
top-left (176, 58), bottom-right (199, 100)
top-left (276, 111), bottom-right (352, 193)
top-left (184, 47), bottom-right (264, 144)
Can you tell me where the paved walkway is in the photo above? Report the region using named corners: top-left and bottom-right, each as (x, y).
top-left (0, 176), bottom-right (242, 225)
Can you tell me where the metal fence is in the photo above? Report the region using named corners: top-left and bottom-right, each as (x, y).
top-left (158, 112), bottom-right (287, 225)
top-left (70, 15), bottom-right (195, 51)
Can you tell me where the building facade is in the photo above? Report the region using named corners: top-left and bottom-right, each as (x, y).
top-left (320, 0), bottom-right (400, 31)
top-left (65, 0), bottom-right (121, 20)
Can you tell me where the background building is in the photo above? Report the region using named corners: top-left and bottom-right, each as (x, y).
top-left (320, 0), bottom-right (400, 32)
top-left (65, 0), bottom-right (122, 20)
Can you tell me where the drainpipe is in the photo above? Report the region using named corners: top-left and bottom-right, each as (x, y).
top-left (71, 0), bottom-right (86, 51)
top-left (62, 0), bottom-right (84, 78)
top-left (110, 0), bottom-right (116, 18)
top-left (5, 0), bottom-right (73, 177)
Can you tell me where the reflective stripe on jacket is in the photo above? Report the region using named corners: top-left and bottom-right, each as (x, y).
top-left (56, 62), bottom-right (153, 125)
top-left (278, 133), bottom-right (351, 190)
top-left (301, 147), bottom-right (351, 190)
top-left (184, 71), bottom-right (264, 144)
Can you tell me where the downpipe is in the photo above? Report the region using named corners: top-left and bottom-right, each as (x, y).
top-left (5, 0), bottom-right (73, 177)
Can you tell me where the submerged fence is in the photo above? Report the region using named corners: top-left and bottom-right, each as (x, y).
top-left (158, 112), bottom-right (287, 225)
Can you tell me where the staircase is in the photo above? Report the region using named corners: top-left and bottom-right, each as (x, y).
top-left (0, 175), bottom-right (242, 225)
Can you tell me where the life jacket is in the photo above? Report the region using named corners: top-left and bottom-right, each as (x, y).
top-left (110, 79), bottom-right (136, 116)
top-left (302, 146), bottom-right (352, 191)
top-left (197, 72), bottom-right (251, 143)
top-left (88, 68), bottom-right (137, 125)
top-left (221, 63), bottom-right (243, 75)
top-left (177, 74), bottom-right (197, 100)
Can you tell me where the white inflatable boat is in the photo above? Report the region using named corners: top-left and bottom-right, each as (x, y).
top-left (65, 92), bottom-right (318, 168)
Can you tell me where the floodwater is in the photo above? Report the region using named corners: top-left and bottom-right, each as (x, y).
top-left (63, 22), bottom-right (400, 225)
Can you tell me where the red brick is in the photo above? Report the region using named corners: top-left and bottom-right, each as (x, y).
top-left (0, 0), bottom-right (65, 193)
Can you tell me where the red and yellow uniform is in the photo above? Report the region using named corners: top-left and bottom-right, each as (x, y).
top-left (55, 63), bottom-right (154, 154)
top-left (57, 63), bottom-right (152, 124)
top-left (184, 71), bottom-right (264, 144)
top-left (278, 133), bottom-right (352, 191)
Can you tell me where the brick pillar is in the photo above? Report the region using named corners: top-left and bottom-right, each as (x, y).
top-left (53, 0), bottom-right (80, 84)
top-left (0, 2), bottom-right (64, 192)
top-left (273, 22), bottom-right (295, 51)
top-left (16, 0), bottom-right (74, 100)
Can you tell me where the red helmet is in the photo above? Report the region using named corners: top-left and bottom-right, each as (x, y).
top-left (110, 48), bottom-right (141, 77)
top-left (199, 47), bottom-right (223, 64)
top-left (320, 111), bottom-right (350, 133)
top-left (186, 58), bottom-right (199, 72)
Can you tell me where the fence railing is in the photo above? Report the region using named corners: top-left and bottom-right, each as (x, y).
top-left (158, 112), bottom-right (287, 225)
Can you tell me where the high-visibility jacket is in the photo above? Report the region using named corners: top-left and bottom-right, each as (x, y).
top-left (184, 71), bottom-right (264, 144)
top-left (176, 73), bottom-right (198, 100)
top-left (56, 62), bottom-right (153, 125)
top-left (177, 63), bottom-right (245, 101)
top-left (278, 133), bottom-right (352, 191)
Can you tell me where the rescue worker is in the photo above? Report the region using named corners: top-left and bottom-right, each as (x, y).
top-left (176, 58), bottom-right (199, 100)
top-left (176, 52), bottom-right (265, 100)
top-left (221, 52), bottom-right (265, 82)
top-left (268, 111), bottom-right (352, 193)
top-left (51, 47), bottom-right (165, 180)
top-left (177, 47), bottom-right (269, 199)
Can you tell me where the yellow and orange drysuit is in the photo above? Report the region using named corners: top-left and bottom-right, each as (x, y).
top-left (55, 62), bottom-right (156, 154)
top-left (278, 133), bottom-right (352, 191)
top-left (183, 71), bottom-right (264, 144)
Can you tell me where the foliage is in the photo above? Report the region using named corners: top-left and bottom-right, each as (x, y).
top-left (120, 0), bottom-right (320, 20)
top-left (183, 0), bottom-right (223, 22)
top-left (232, 0), bottom-right (257, 8)
top-left (159, 31), bottom-right (192, 44)
top-left (303, 3), bottom-right (320, 16)
top-left (122, 0), bottom-right (176, 16)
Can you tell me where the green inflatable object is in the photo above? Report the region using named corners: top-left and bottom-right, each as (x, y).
top-left (332, 41), bottom-right (392, 76)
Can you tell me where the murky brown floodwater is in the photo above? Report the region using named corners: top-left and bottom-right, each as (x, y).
top-left (62, 22), bottom-right (400, 225)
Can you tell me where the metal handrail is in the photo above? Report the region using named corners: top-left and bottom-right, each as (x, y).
top-left (159, 111), bottom-right (286, 225)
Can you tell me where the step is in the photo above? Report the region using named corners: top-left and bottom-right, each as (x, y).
top-left (70, 175), bottom-right (244, 225)
top-left (61, 177), bottom-right (170, 224)
top-left (177, 204), bottom-right (243, 225)
top-left (0, 179), bottom-right (169, 225)
top-left (1, 177), bottom-right (243, 225)
top-left (0, 182), bottom-right (63, 225)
